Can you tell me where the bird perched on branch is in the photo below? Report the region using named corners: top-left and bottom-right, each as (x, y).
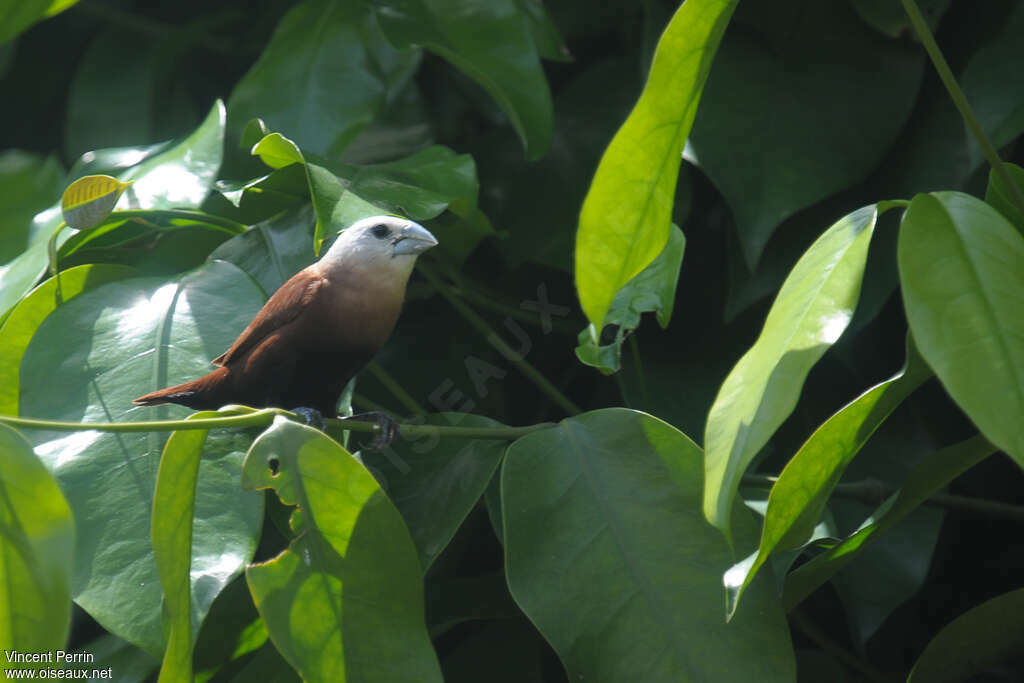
top-left (134, 215), bottom-right (437, 441)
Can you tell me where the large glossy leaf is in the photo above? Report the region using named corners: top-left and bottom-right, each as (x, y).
top-left (208, 205), bottom-right (316, 295)
top-left (783, 435), bottom-right (996, 610)
top-left (898, 192), bottom-right (1024, 467)
top-left (0, 423), bottom-right (74, 667)
top-left (0, 150), bottom-right (63, 264)
top-left (576, 224), bottom-right (685, 373)
top-left (358, 413), bottom-right (506, 570)
top-left (0, 0), bottom-right (79, 43)
top-left (687, 0), bottom-right (922, 267)
top-left (153, 410), bottom-right (245, 683)
top-left (704, 205), bottom-right (878, 538)
top-left (503, 408), bottom-right (795, 682)
top-left (373, 0), bottom-right (553, 160)
top-left (243, 417), bottom-right (443, 682)
top-left (228, 1), bottom-right (419, 159)
top-left (908, 587), bottom-right (1024, 683)
top-left (575, 0), bottom-right (737, 330)
top-left (20, 261), bottom-right (265, 654)
top-left (961, 3), bottom-right (1024, 171)
top-left (0, 101), bottom-right (225, 320)
top-left (0, 264), bottom-right (137, 416)
top-left (333, 145), bottom-right (478, 221)
top-left (725, 336), bottom-right (931, 618)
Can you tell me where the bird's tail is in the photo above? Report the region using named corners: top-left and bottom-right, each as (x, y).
top-left (133, 367), bottom-right (229, 410)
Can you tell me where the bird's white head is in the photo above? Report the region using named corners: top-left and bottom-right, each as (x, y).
top-left (320, 215), bottom-right (438, 279)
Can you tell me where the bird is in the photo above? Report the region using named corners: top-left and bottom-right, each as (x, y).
top-left (133, 215), bottom-right (438, 440)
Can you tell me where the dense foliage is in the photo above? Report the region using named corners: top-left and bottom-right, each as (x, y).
top-left (2, 0), bottom-right (1024, 681)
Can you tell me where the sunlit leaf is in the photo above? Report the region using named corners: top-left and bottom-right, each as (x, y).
top-left (725, 335), bottom-right (931, 619)
top-left (0, 264), bottom-right (136, 416)
top-left (21, 261), bottom-right (264, 654)
top-left (575, 0), bottom-right (737, 329)
top-left (576, 224), bottom-right (685, 373)
top-left (704, 205), bottom-right (878, 539)
top-left (243, 417), bottom-right (443, 682)
top-left (61, 174), bottom-right (133, 229)
top-left (0, 423), bottom-right (74, 665)
top-left (898, 192), bottom-right (1024, 467)
top-left (0, 100), bottom-right (225, 319)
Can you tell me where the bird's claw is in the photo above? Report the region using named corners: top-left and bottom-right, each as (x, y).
top-left (342, 411), bottom-right (402, 450)
top-left (291, 407), bottom-right (326, 431)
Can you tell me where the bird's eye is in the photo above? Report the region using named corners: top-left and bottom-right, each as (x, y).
top-left (371, 224), bottom-right (390, 239)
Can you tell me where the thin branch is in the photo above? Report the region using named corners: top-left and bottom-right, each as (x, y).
top-left (366, 361), bottom-right (426, 416)
top-left (0, 411), bottom-right (555, 442)
top-left (901, 0), bottom-right (1024, 218)
top-left (418, 264), bottom-right (583, 416)
top-left (790, 609), bottom-right (896, 683)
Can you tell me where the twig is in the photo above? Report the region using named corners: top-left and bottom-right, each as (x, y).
top-left (901, 0), bottom-right (1024, 218)
top-left (418, 264), bottom-right (583, 416)
top-left (0, 411), bottom-right (555, 442)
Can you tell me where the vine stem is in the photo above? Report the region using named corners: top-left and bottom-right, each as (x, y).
top-left (0, 411), bottom-right (555, 442)
top-left (901, 0), bottom-right (1024, 218)
top-left (417, 264), bottom-right (583, 416)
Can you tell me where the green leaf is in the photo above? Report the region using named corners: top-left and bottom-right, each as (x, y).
top-left (60, 174), bottom-right (134, 230)
top-left (373, 0), bottom-right (553, 160)
top-left (724, 335), bottom-right (931, 619)
top-left (0, 150), bottom-right (63, 264)
top-left (0, 264), bottom-right (137, 416)
top-left (20, 261), bottom-right (265, 654)
top-left (242, 417), bottom-right (443, 682)
top-left (333, 145), bottom-right (478, 221)
top-left (228, 1), bottom-right (420, 159)
top-left (0, 0), bottom-right (79, 44)
top-left (704, 205), bottom-right (878, 538)
top-left (358, 413), bottom-right (506, 570)
top-left (575, 224), bottom-right (685, 373)
top-left (249, 131), bottom-right (388, 254)
top-left (250, 132), bottom-right (304, 170)
top-left (898, 192), bottom-right (1024, 467)
top-left (503, 408), bottom-right (795, 682)
top-left (961, 3), bottom-right (1024, 171)
top-left (307, 162), bottom-right (385, 255)
top-left (985, 162), bottom-right (1024, 235)
top-left (575, 0), bottom-right (737, 329)
top-left (208, 205), bottom-right (316, 295)
top-left (687, 1), bottom-right (923, 267)
top-left (0, 423), bottom-right (74, 665)
top-left (908, 587), bottom-right (1024, 683)
top-left (782, 435), bottom-right (996, 610)
top-left (0, 100), bottom-right (225, 320)
top-left (153, 410), bottom-right (243, 683)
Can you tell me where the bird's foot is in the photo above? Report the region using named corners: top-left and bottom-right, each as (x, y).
top-left (291, 407), bottom-right (326, 431)
top-left (342, 411), bottom-right (402, 450)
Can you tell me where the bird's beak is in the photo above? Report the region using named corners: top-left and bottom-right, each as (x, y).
top-left (393, 222), bottom-right (439, 256)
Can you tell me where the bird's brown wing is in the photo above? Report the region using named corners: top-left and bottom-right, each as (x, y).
top-left (212, 269), bottom-right (325, 366)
